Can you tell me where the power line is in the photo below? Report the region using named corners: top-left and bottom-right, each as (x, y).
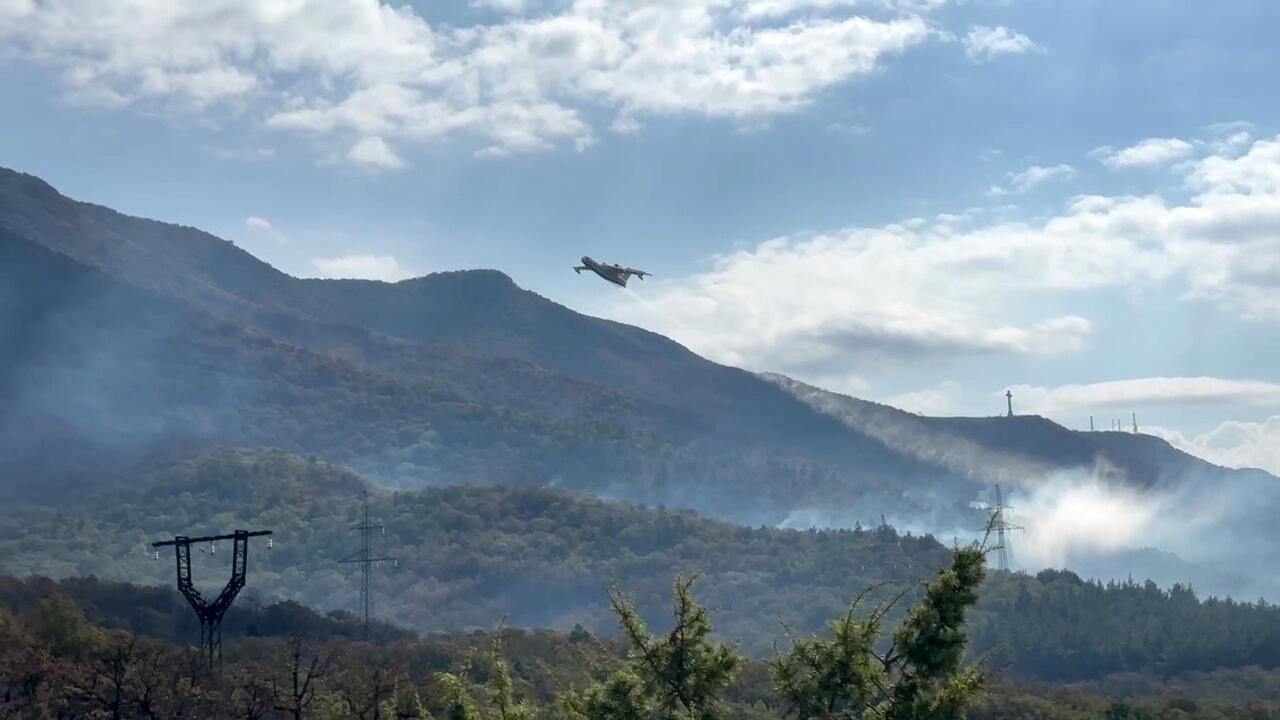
top-left (338, 491), bottom-right (395, 641)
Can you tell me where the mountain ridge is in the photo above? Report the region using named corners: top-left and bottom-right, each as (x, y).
top-left (759, 371), bottom-right (1267, 492)
top-left (2, 163), bottom-right (1274, 542)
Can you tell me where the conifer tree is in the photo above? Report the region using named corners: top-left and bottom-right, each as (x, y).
top-left (562, 574), bottom-right (742, 720)
top-left (771, 542), bottom-right (991, 720)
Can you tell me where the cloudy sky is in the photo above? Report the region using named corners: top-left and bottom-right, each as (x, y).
top-left (2, 0), bottom-right (1279, 473)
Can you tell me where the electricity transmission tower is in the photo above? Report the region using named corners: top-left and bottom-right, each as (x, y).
top-left (988, 485), bottom-right (1023, 572)
top-left (152, 529), bottom-right (273, 666)
top-left (339, 491), bottom-right (396, 640)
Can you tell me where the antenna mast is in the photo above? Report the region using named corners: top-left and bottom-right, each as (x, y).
top-left (1006, 390), bottom-right (1013, 418)
top-left (339, 491), bottom-right (395, 641)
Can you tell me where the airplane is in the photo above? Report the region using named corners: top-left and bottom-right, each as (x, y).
top-left (573, 256), bottom-right (651, 287)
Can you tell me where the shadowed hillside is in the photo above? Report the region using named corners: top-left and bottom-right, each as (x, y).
top-left (3, 164), bottom-right (1276, 545)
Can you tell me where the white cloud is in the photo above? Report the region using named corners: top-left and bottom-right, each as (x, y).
top-left (826, 121), bottom-right (871, 136)
top-left (1149, 417), bottom-right (1280, 476)
top-left (738, 0), bottom-right (947, 21)
top-left (1007, 377), bottom-right (1280, 417)
top-left (963, 25), bottom-right (1037, 62)
top-left (1200, 121), bottom-right (1255, 157)
top-left (1207, 120), bottom-right (1256, 135)
top-left (207, 145), bottom-right (276, 161)
top-left (0, 0), bottom-right (36, 19)
top-left (1203, 121), bottom-right (1256, 155)
top-left (600, 133), bottom-right (1280, 384)
top-left (471, 0), bottom-right (529, 13)
top-left (604, 211), bottom-right (1099, 375)
top-left (1092, 137), bottom-right (1195, 170)
top-left (312, 254), bottom-right (414, 281)
top-left (244, 215), bottom-right (289, 244)
top-left (988, 163), bottom-right (1074, 196)
top-left (887, 381), bottom-right (961, 415)
top-left (610, 114), bottom-right (643, 135)
top-left (346, 136), bottom-right (404, 170)
top-left (0, 0), bottom-right (940, 162)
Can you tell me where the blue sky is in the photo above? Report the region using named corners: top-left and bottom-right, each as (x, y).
top-left (2, 0), bottom-right (1280, 474)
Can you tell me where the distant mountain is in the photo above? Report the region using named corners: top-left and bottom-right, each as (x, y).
top-left (1, 164), bottom-right (1274, 540)
top-left (0, 168), bottom-right (904, 453)
top-left (0, 166), bottom-right (961, 525)
top-left (759, 372), bottom-right (1266, 493)
top-left (758, 375), bottom-right (1280, 601)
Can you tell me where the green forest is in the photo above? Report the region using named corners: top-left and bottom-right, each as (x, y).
top-left (5, 449), bottom-right (1280, 693)
top-left (6, 544), bottom-right (1280, 719)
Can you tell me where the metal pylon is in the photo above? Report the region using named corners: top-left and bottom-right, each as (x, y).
top-left (154, 529), bottom-right (272, 666)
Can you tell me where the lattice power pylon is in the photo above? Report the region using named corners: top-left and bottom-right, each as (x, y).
top-left (339, 492), bottom-right (395, 641)
top-left (153, 529), bottom-right (273, 666)
top-left (989, 485), bottom-right (1023, 572)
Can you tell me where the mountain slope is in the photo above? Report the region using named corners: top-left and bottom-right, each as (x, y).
top-left (0, 229), bottom-right (694, 503)
top-left (0, 165), bottom-right (970, 524)
top-left (0, 167), bottom-right (869, 445)
top-left (0, 167), bottom-right (864, 447)
top-left (760, 372), bottom-right (1264, 492)
top-left (4, 164), bottom-right (1275, 533)
top-left (0, 223), bottom-right (952, 524)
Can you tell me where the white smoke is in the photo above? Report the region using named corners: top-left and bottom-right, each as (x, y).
top-left (761, 373), bottom-right (1280, 598)
top-left (776, 465), bottom-right (1280, 599)
top-left (1005, 470), bottom-right (1227, 569)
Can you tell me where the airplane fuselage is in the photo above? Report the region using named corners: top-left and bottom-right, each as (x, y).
top-left (579, 256), bottom-right (630, 287)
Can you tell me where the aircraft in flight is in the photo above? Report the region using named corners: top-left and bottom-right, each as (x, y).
top-left (573, 256), bottom-right (651, 287)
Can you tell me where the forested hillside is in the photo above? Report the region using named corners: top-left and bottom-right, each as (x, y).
top-left (5, 557), bottom-right (1280, 719)
top-left (4, 449), bottom-right (1280, 684)
top-left (0, 449), bottom-right (948, 654)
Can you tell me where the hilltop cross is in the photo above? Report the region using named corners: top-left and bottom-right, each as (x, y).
top-left (1006, 390), bottom-right (1013, 417)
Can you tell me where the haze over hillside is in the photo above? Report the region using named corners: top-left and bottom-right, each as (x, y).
top-left (2, 165), bottom-right (1278, 600)
top-left (8, 447), bottom-right (1280, 687)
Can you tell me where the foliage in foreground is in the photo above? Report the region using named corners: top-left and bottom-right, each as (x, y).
top-left (0, 543), bottom-right (991, 719)
top-left (5, 546), bottom-right (1280, 719)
